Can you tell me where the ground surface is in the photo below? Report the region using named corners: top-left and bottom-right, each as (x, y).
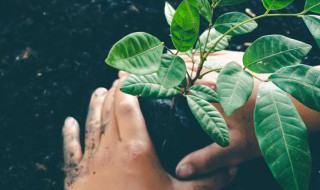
top-left (0, 0), bottom-right (319, 190)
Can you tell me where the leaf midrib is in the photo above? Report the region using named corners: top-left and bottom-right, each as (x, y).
top-left (112, 43), bottom-right (163, 64)
top-left (188, 96), bottom-right (227, 144)
top-left (306, 2), bottom-right (320, 11)
top-left (225, 69), bottom-right (244, 109)
top-left (185, 0), bottom-right (198, 34)
top-left (270, 90), bottom-right (299, 190)
top-left (246, 46), bottom-right (308, 69)
top-left (161, 56), bottom-right (176, 84)
top-left (271, 76), bottom-right (320, 92)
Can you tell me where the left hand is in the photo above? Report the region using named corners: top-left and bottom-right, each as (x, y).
top-left (62, 80), bottom-right (236, 190)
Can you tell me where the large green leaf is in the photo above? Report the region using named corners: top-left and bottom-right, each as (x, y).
top-left (187, 95), bottom-right (230, 147)
top-left (217, 62), bottom-right (254, 116)
top-left (212, 0), bottom-right (250, 6)
top-left (121, 74), bottom-right (181, 98)
top-left (197, 29), bottom-right (229, 52)
top-left (157, 54), bottom-right (186, 88)
top-left (303, 15), bottom-right (320, 48)
top-left (164, 2), bottom-right (176, 25)
top-left (190, 85), bottom-right (219, 102)
top-left (269, 65), bottom-right (320, 112)
top-left (262, 0), bottom-right (294, 10)
top-left (304, 0), bottom-right (320, 13)
top-left (171, 0), bottom-right (200, 52)
top-left (254, 82), bottom-right (311, 190)
top-left (197, 0), bottom-right (212, 23)
top-left (214, 12), bottom-right (258, 36)
top-left (243, 35), bottom-right (312, 73)
top-left (106, 32), bottom-right (164, 75)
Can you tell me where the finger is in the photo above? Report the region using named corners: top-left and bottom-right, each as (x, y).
top-left (100, 80), bottom-right (121, 145)
top-left (84, 88), bottom-right (108, 160)
top-left (114, 82), bottom-right (149, 141)
top-left (176, 140), bottom-right (234, 178)
top-left (63, 117), bottom-right (82, 168)
top-left (174, 167), bottom-right (238, 190)
top-left (118, 71), bottom-right (130, 78)
top-left (101, 80), bottom-right (119, 133)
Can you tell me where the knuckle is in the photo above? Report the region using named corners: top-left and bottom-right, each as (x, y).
top-left (188, 183), bottom-right (214, 190)
top-left (117, 100), bottom-right (136, 115)
top-left (86, 119), bottom-right (101, 131)
top-left (121, 141), bottom-right (150, 161)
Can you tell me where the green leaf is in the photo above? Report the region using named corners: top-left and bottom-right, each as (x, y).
top-left (269, 65), bottom-right (320, 112)
top-left (254, 82), bottom-right (311, 190)
top-left (304, 0), bottom-right (320, 13)
top-left (121, 74), bottom-right (182, 98)
top-left (303, 15), bottom-right (320, 48)
top-left (190, 85), bottom-right (219, 102)
top-left (106, 32), bottom-right (164, 75)
top-left (217, 62), bottom-right (254, 116)
top-left (157, 54), bottom-right (187, 88)
top-left (262, 0), bottom-right (294, 10)
top-left (214, 12), bottom-right (258, 36)
top-left (187, 95), bottom-right (230, 147)
top-left (198, 29), bottom-right (229, 53)
top-left (197, 0), bottom-right (212, 23)
top-left (171, 0), bottom-right (200, 52)
top-left (164, 2), bottom-right (176, 25)
top-left (212, 0), bottom-right (250, 6)
top-left (204, 60), bottom-right (224, 72)
top-left (243, 35), bottom-right (312, 73)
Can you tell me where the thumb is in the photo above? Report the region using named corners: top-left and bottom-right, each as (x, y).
top-left (173, 167), bottom-right (238, 190)
top-left (176, 139), bottom-right (237, 179)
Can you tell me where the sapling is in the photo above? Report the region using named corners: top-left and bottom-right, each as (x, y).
top-left (105, 0), bottom-right (320, 189)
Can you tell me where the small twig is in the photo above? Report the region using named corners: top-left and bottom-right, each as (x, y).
top-left (165, 46), bottom-right (175, 54)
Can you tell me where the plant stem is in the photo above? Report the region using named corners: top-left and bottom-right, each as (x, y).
top-left (198, 67), bottom-right (223, 79)
top-left (191, 12), bottom-right (304, 85)
top-left (165, 46), bottom-right (175, 54)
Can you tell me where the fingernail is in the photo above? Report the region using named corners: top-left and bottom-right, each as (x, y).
top-left (65, 117), bottom-right (75, 126)
top-left (176, 164), bottom-right (194, 178)
top-left (94, 88), bottom-right (107, 96)
top-left (228, 167), bottom-right (238, 182)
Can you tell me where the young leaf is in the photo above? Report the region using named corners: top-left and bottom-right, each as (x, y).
top-left (304, 0), bottom-right (320, 13)
top-left (197, 0), bottom-right (212, 23)
top-left (269, 65), bottom-right (320, 112)
top-left (217, 62), bottom-right (254, 116)
top-left (164, 2), bottom-right (176, 25)
top-left (106, 32), bottom-right (164, 75)
top-left (187, 95), bottom-right (230, 147)
top-left (157, 54), bottom-right (187, 88)
top-left (171, 0), bottom-right (200, 52)
top-left (190, 85), bottom-right (219, 103)
top-left (214, 12), bottom-right (258, 36)
top-left (204, 60), bottom-right (224, 71)
top-left (243, 35), bottom-right (312, 73)
top-left (254, 82), bottom-right (311, 190)
top-left (121, 74), bottom-right (182, 98)
top-left (212, 0), bottom-right (250, 6)
top-left (198, 29), bottom-right (229, 52)
top-left (303, 15), bottom-right (320, 48)
top-left (262, 0), bottom-right (294, 10)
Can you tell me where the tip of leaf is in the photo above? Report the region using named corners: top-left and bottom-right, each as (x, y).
top-left (218, 137), bottom-right (230, 147)
top-left (225, 110), bottom-right (234, 117)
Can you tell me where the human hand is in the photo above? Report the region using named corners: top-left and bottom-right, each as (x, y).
top-left (175, 51), bottom-right (262, 179)
top-left (62, 80), bottom-right (237, 190)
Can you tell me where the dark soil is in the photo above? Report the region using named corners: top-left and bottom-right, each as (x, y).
top-left (0, 0), bottom-right (319, 190)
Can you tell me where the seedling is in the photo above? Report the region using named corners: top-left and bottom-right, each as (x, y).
top-left (106, 0), bottom-right (320, 189)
